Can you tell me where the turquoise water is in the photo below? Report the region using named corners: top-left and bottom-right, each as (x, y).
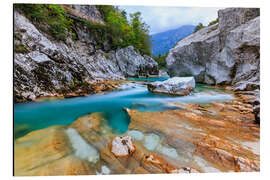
top-left (14, 78), bottom-right (234, 139)
top-left (127, 76), bottom-right (169, 82)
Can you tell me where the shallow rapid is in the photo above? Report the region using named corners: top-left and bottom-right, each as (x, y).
top-left (14, 77), bottom-right (234, 139)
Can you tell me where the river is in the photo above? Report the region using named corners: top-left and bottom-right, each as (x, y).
top-left (14, 77), bottom-right (234, 139)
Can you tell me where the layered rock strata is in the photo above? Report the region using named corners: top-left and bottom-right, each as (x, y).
top-left (14, 9), bottom-right (158, 102)
top-left (166, 8), bottom-right (260, 85)
top-left (14, 92), bottom-right (260, 175)
top-left (166, 8), bottom-right (260, 122)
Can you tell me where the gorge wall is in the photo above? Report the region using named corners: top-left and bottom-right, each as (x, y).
top-left (166, 8), bottom-right (260, 88)
top-left (14, 5), bottom-right (158, 102)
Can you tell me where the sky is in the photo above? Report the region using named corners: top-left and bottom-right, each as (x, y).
top-left (119, 6), bottom-right (222, 35)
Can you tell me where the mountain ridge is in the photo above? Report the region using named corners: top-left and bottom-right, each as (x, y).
top-left (150, 25), bottom-right (195, 56)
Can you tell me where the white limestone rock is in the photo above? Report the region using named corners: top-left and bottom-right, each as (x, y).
top-left (147, 77), bottom-right (195, 96)
top-left (111, 136), bottom-right (135, 157)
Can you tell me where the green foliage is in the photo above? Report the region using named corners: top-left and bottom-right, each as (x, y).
top-left (15, 4), bottom-right (151, 55)
top-left (153, 53), bottom-right (167, 69)
top-left (96, 5), bottom-right (151, 55)
top-left (208, 18), bottom-right (218, 26)
top-left (14, 44), bottom-right (29, 54)
top-left (194, 23), bottom-right (204, 33)
top-left (72, 32), bottom-right (77, 41)
top-left (14, 32), bottom-right (22, 41)
top-left (14, 4), bottom-right (73, 41)
top-left (129, 12), bottom-right (151, 55)
top-left (104, 53), bottom-right (112, 60)
top-left (84, 20), bottom-right (108, 48)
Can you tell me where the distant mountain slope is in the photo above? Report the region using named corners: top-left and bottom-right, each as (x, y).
top-left (150, 25), bottom-right (195, 56)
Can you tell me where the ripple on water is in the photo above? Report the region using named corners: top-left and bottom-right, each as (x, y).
top-left (14, 80), bottom-right (235, 139)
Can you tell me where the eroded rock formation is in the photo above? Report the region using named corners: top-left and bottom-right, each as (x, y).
top-left (14, 7), bottom-right (158, 102)
top-left (14, 91), bottom-right (260, 175)
top-left (166, 8), bottom-right (260, 86)
top-left (111, 136), bottom-right (136, 157)
top-left (166, 8), bottom-right (260, 122)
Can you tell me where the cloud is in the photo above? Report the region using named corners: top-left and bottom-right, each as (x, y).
top-left (119, 6), bottom-right (222, 34)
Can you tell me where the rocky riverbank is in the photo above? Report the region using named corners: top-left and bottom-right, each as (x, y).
top-left (13, 6), bottom-right (260, 176)
top-left (14, 89), bottom-right (260, 175)
top-left (14, 7), bottom-right (159, 103)
top-left (166, 8), bottom-right (260, 123)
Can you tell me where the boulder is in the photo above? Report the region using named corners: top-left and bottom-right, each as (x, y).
top-left (14, 10), bottom-right (159, 102)
top-left (147, 77), bottom-right (195, 96)
top-left (111, 136), bottom-right (136, 157)
top-left (115, 46), bottom-right (159, 77)
top-left (233, 81), bottom-right (260, 91)
top-left (166, 8), bottom-right (260, 86)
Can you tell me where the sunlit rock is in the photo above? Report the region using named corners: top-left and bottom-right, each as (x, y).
top-left (141, 154), bottom-right (177, 173)
top-left (14, 126), bottom-right (96, 176)
top-left (111, 136), bottom-right (136, 157)
top-left (126, 99), bottom-right (260, 172)
top-left (147, 77), bottom-right (195, 96)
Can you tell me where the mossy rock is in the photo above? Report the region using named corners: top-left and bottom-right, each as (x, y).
top-left (14, 44), bottom-right (29, 54)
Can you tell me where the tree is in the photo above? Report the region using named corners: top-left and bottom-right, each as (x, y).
top-left (194, 23), bottom-right (204, 33)
top-left (129, 12), bottom-right (151, 55)
top-left (208, 18), bottom-right (218, 26)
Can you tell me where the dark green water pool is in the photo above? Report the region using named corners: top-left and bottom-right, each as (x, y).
top-left (14, 77), bottom-right (234, 139)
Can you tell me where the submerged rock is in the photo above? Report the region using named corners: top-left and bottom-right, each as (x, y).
top-left (127, 130), bottom-right (144, 141)
top-left (14, 126), bottom-right (96, 176)
top-left (111, 136), bottom-right (136, 157)
top-left (14, 92), bottom-right (260, 175)
top-left (127, 98), bottom-right (260, 172)
top-left (96, 165), bottom-right (111, 175)
top-left (65, 128), bottom-right (100, 163)
top-left (143, 133), bottom-right (161, 151)
top-left (147, 77), bottom-right (195, 96)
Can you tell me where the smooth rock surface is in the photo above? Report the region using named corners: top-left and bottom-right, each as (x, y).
top-left (127, 130), bottom-right (144, 141)
top-left (127, 96), bottom-right (260, 172)
top-left (14, 93), bottom-right (260, 175)
top-left (14, 126), bottom-right (96, 176)
top-left (147, 77), bottom-right (195, 96)
top-left (65, 128), bottom-right (99, 163)
top-left (166, 8), bottom-right (260, 86)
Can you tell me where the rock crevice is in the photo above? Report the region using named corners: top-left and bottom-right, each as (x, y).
top-left (14, 8), bottom-right (159, 102)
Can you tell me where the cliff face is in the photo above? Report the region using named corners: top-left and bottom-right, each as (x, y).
top-left (14, 6), bottom-right (158, 102)
top-left (166, 8), bottom-right (260, 86)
